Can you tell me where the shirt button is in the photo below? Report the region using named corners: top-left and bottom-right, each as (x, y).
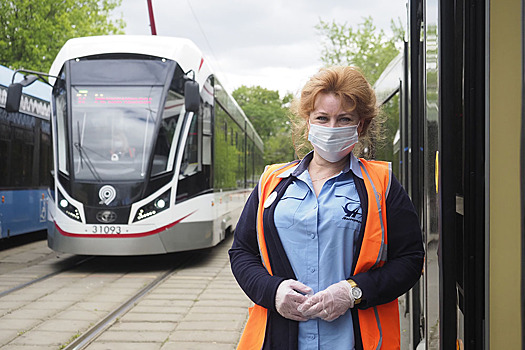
top-left (308, 334), bottom-right (316, 340)
top-left (310, 233), bottom-right (315, 239)
top-left (309, 267), bottom-right (316, 273)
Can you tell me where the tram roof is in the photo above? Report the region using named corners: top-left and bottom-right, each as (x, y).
top-left (49, 35), bottom-right (214, 85)
top-left (49, 35), bottom-right (264, 151)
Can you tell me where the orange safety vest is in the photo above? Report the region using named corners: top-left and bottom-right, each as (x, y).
top-left (237, 159), bottom-right (400, 350)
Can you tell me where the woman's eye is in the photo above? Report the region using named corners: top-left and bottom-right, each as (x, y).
top-left (339, 117), bottom-right (355, 124)
top-left (340, 115), bottom-right (360, 124)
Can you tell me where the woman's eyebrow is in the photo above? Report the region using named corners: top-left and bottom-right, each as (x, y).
top-left (312, 111), bottom-right (353, 116)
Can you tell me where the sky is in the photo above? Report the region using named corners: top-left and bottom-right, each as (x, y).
top-left (113, 0), bottom-right (407, 97)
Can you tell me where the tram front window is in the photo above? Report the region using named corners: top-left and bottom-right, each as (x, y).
top-left (71, 86), bottom-right (163, 181)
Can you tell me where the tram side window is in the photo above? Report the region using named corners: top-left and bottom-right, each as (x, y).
top-left (201, 75), bottom-right (214, 167)
top-left (0, 114), bottom-right (10, 186)
top-left (235, 130), bottom-right (246, 188)
top-left (175, 76), bottom-right (215, 202)
top-left (39, 121), bottom-right (52, 187)
top-left (253, 143), bottom-right (264, 186)
top-left (214, 104), bottom-right (237, 189)
top-left (0, 108), bottom-right (51, 188)
top-left (11, 125), bottom-right (34, 187)
top-left (151, 65), bottom-right (186, 177)
top-left (246, 138), bottom-right (254, 186)
top-left (244, 136), bottom-right (264, 187)
top-left (151, 90), bottom-right (182, 176)
top-left (202, 102), bottom-right (212, 165)
top-left (229, 122), bottom-right (244, 188)
top-left (179, 114), bottom-right (200, 177)
top-left (54, 78), bottom-right (69, 176)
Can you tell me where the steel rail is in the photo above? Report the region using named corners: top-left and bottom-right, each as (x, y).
top-left (0, 256), bottom-right (94, 299)
top-left (63, 257), bottom-right (188, 350)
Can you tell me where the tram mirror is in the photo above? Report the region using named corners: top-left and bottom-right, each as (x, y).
top-left (184, 80), bottom-right (200, 113)
top-left (20, 75), bottom-right (39, 87)
top-left (6, 83), bottom-right (23, 113)
top-left (6, 74), bottom-right (39, 113)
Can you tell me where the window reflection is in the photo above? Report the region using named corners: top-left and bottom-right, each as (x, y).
top-left (70, 86), bottom-right (162, 181)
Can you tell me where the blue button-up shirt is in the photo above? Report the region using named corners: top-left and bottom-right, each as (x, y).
top-left (274, 152), bottom-right (363, 350)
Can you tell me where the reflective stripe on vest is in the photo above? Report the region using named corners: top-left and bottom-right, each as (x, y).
top-left (255, 162), bottom-right (298, 276)
top-left (237, 162), bottom-right (298, 350)
top-left (237, 159), bottom-right (399, 350)
top-left (356, 159), bottom-right (400, 350)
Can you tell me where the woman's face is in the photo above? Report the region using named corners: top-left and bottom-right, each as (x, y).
top-left (308, 92), bottom-right (360, 128)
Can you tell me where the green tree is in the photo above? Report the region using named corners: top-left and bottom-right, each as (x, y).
top-left (316, 16), bottom-right (402, 85)
top-left (0, 0), bottom-right (125, 72)
top-left (232, 86), bottom-right (295, 164)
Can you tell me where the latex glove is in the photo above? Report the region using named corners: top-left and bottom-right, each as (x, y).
top-left (275, 279), bottom-right (313, 321)
top-left (297, 280), bottom-right (354, 322)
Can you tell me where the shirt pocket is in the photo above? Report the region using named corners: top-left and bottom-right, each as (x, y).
top-left (274, 186), bottom-right (308, 229)
top-left (333, 186), bottom-right (362, 230)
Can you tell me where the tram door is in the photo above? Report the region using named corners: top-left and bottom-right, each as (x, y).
top-left (406, 0), bottom-right (487, 348)
top-left (404, 1), bottom-right (426, 348)
top-left (437, 0), bottom-right (486, 348)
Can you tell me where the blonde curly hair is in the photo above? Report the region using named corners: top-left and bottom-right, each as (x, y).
top-left (290, 66), bottom-right (384, 159)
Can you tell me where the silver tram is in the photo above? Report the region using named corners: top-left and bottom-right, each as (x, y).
top-left (10, 36), bottom-right (264, 255)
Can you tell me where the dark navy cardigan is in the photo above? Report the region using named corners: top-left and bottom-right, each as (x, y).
top-left (229, 168), bottom-right (424, 349)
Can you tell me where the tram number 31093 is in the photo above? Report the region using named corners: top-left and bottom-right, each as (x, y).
top-left (92, 225), bottom-right (122, 234)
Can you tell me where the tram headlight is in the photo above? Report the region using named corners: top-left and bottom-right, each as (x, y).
top-left (155, 198), bottom-right (166, 209)
top-left (133, 190), bottom-right (171, 222)
top-left (57, 191), bottom-right (82, 222)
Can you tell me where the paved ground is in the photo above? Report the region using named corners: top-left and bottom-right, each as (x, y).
top-left (0, 231), bottom-right (427, 349)
top-left (84, 233), bottom-right (252, 350)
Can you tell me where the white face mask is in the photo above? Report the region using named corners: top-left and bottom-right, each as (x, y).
top-left (308, 123), bottom-right (359, 162)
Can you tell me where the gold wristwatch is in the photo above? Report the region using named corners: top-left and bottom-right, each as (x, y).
top-left (347, 279), bottom-right (362, 304)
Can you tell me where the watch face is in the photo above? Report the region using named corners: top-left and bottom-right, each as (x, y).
top-left (351, 287), bottom-right (362, 299)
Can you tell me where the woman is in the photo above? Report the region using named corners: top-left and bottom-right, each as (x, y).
top-left (229, 66), bottom-right (424, 349)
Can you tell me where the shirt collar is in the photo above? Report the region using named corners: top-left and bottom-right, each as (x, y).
top-left (276, 151), bottom-right (363, 179)
top-left (349, 152), bottom-right (363, 179)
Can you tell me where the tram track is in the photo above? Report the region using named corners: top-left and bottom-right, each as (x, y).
top-left (0, 255), bottom-right (94, 299)
top-left (0, 234), bottom-right (248, 349)
top-left (63, 260), bottom-right (185, 350)
top-left (0, 242), bottom-right (196, 349)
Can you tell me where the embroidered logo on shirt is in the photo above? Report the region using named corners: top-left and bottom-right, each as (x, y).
top-left (342, 202), bottom-right (362, 223)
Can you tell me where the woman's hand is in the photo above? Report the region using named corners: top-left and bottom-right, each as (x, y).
top-left (298, 281), bottom-right (354, 322)
top-left (275, 279), bottom-right (313, 321)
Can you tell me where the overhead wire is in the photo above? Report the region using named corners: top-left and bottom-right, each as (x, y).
top-left (185, 0), bottom-right (228, 85)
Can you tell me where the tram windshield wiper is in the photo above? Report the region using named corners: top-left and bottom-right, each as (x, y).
top-left (74, 122), bottom-right (102, 182)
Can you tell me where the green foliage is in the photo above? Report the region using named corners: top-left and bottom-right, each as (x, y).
top-left (0, 0), bottom-right (125, 72)
top-left (316, 16), bottom-right (402, 85)
top-left (232, 86), bottom-right (295, 164)
top-left (263, 133), bottom-right (296, 164)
